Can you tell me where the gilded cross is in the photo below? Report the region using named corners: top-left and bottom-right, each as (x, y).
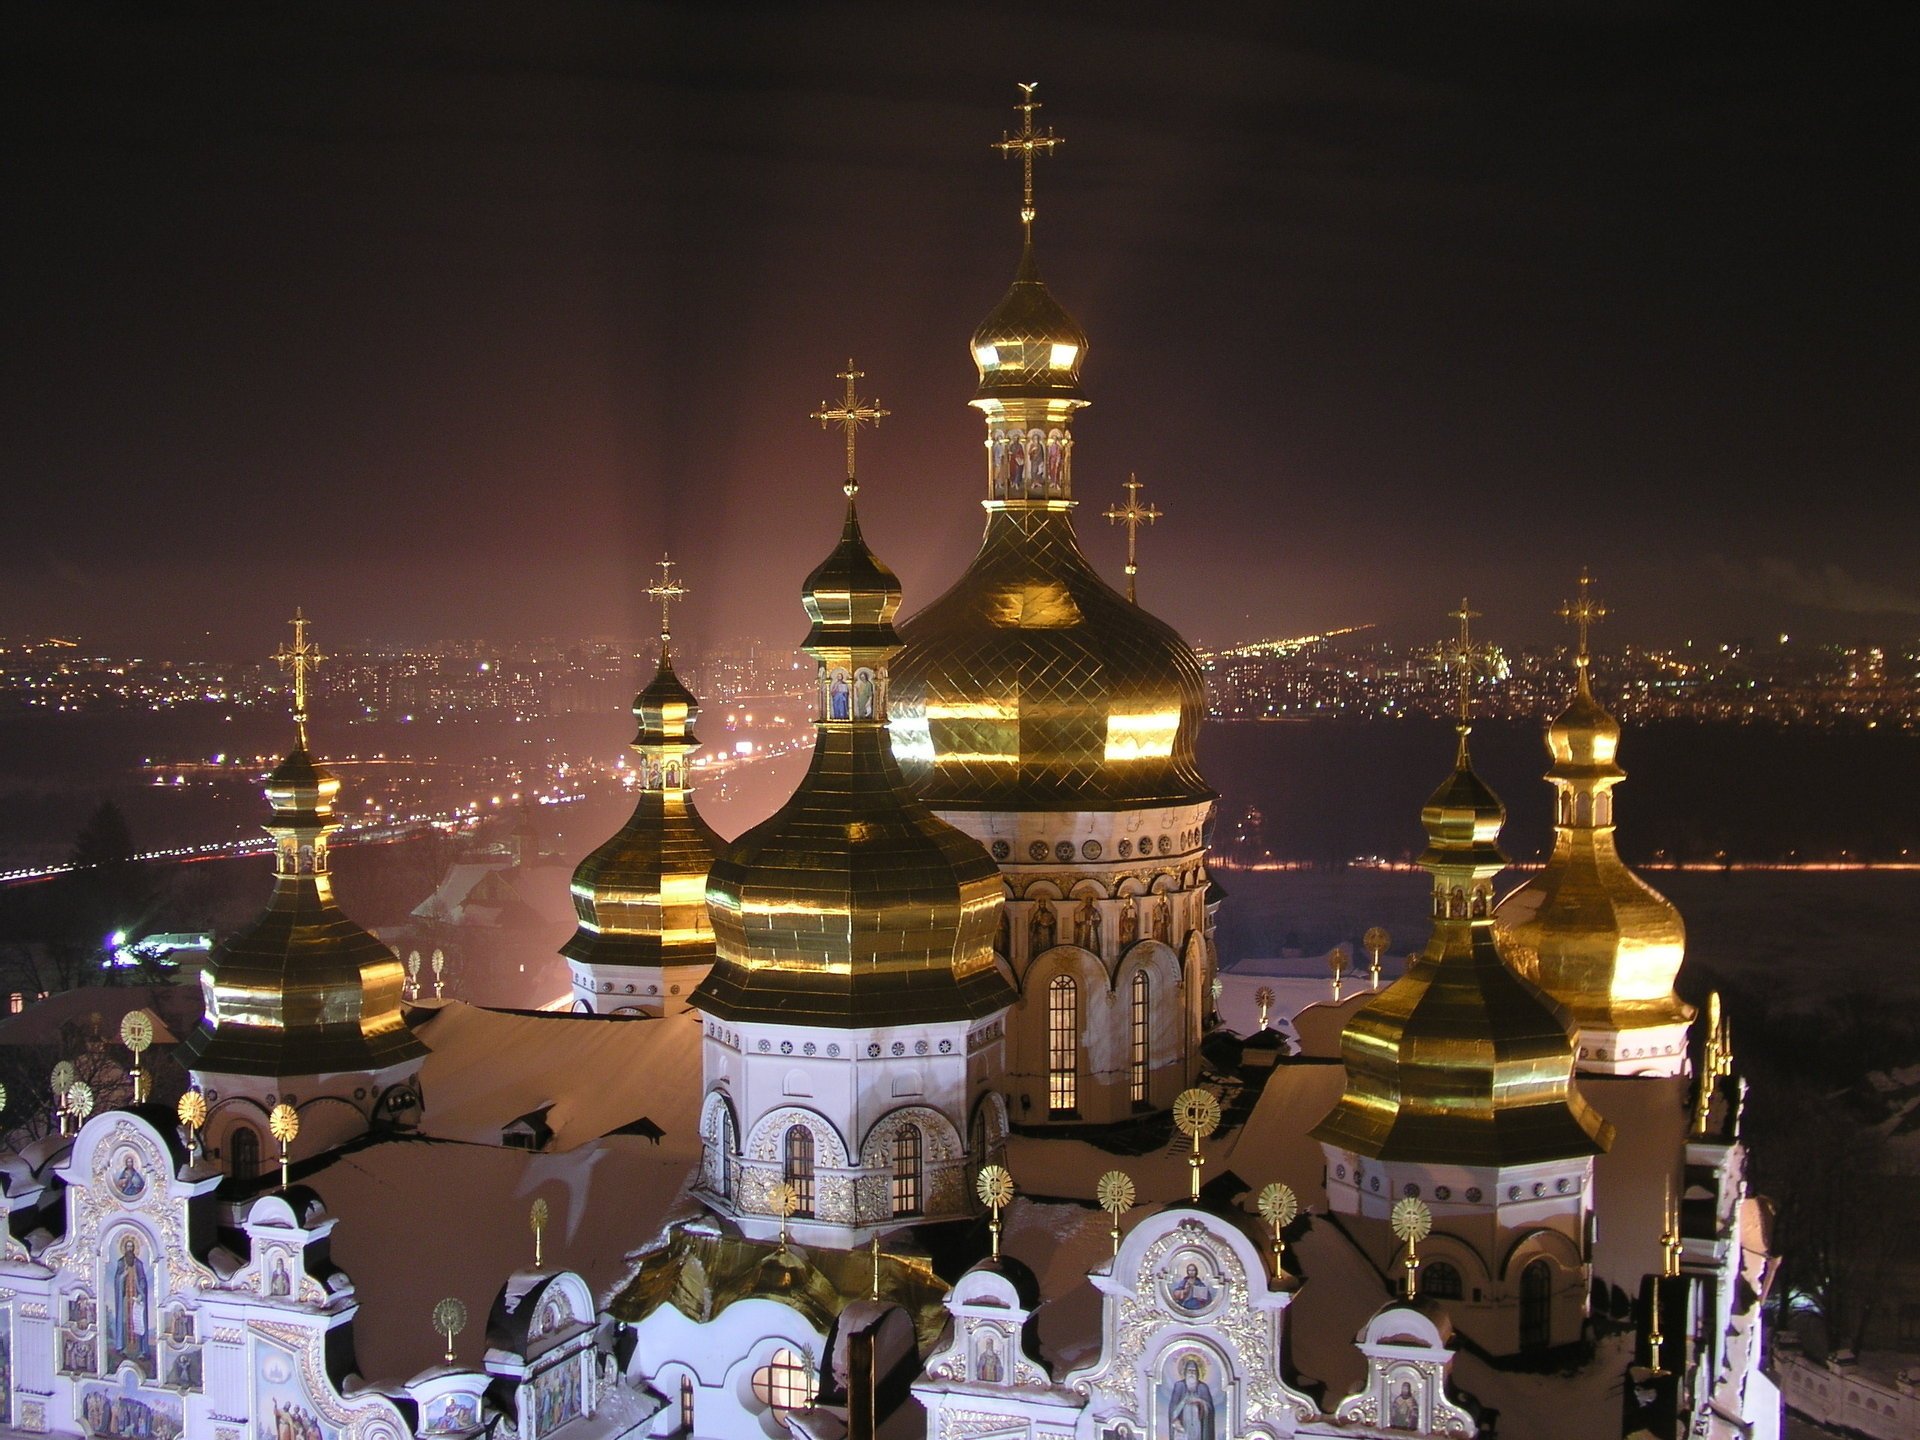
top-left (646, 553), bottom-right (689, 643)
top-left (1556, 567), bottom-right (1608, 684)
top-left (811, 359), bottom-right (889, 494)
top-left (1444, 598), bottom-right (1487, 731)
top-left (273, 608), bottom-right (325, 746)
top-left (992, 81), bottom-right (1063, 236)
top-left (1103, 473), bottom-right (1162, 604)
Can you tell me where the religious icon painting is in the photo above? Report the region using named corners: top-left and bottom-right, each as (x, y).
top-left (101, 1228), bottom-right (156, 1381)
top-left (78, 1372), bottom-right (181, 1440)
top-left (852, 667), bottom-right (877, 719)
top-left (1160, 1350), bottom-right (1221, 1440)
top-left (108, 1149), bottom-right (147, 1203)
top-left (255, 1337), bottom-right (337, 1440)
top-left (1162, 1249), bottom-right (1221, 1316)
top-left (1385, 1365), bottom-right (1424, 1431)
top-left (969, 1325), bottom-right (1007, 1385)
top-left (1099, 1422), bottom-right (1138, 1440)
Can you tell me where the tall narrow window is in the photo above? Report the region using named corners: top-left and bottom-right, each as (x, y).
top-left (1048, 975), bottom-right (1078, 1114)
top-left (891, 1125), bottom-right (922, 1216)
top-left (230, 1126), bottom-right (260, 1182)
top-left (679, 1374), bottom-right (695, 1435)
top-left (1520, 1259), bottom-right (1554, 1351)
top-left (783, 1125), bottom-right (815, 1217)
top-left (1129, 970), bottom-right (1150, 1106)
top-left (717, 1104), bottom-right (737, 1200)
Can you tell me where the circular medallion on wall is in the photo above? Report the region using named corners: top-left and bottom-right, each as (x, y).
top-left (780, 1041), bottom-right (793, 1054)
top-left (1157, 834), bottom-right (1172, 855)
top-left (1117, 839), bottom-right (1131, 857)
top-left (758, 1040), bottom-right (771, 1052)
top-left (891, 1042), bottom-right (906, 1056)
top-left (991, 840), bottom-right (1010, 860)
top-left (1081, 840), bottom-right (1102, 860)
top-left (1466, 1187), bottom-right (1483, 1202)
top-left (1055, 841), bottom-right (1075, 862)
top-left (802, 1042), bottom-right (816, 1056)
top-left (1028, 840), bottom-right (1050, 862)
top-left (828, 1044), bottom-right (840, 1057)
top-left (915, 1040), bottom-right (929, 1055)
top-left (939, 1039), bottom-right (952, 1053)
top-left (867, 1044), bottom-right (881, 1058)
top-left (1435, 1185), bottom-right (1452, 1200)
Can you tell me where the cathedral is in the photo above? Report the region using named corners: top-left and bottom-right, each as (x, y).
top-left (0, 88), bottom-right (1779, 1440)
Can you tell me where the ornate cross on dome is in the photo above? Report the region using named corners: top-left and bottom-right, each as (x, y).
top-left (1103, 473), bottom-right (1162, 604)
top-left (273, 608), bottom-right (325, 747)
top-left (646, 553), bottom-right (689, 645)
top-left (992, 81), bottom-right (1063, 237)
top-left (1556, 567), bottom-right (1608, 688)
top-left (811, 359), bottom-right (889, 495)
top-left (1443, 598), bottom-right (1490, 738)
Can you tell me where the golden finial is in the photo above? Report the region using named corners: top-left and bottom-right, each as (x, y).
top-left (977, 1164), bottom-right (1015, 1258)
top-left (1390, 1196), bottom-right (1432, 1298)
top-left (51, 1060), bottom-right (76, 1135)
top-left (1661, 1177), bottom-right (1682, 1278)
top-left (1363, 926), bottom-right (1391, 990)
top-left (646, 554), bottom-right (689, 650)
top-left (811, 359), bottom-right (889, 496)
top-left (530, 1198), bottom-right (549, 1269)
top-left (1646, 1274), bottom-right (1668, 1377)
top-left (270, 1102), bottom-right (300, 1188)
top-left (178, 1089), bottom-right (208, 1160)
top-left (992, 81), bottom-right (1063, 239)
top-left (770, 1181), bottom-right (801, 1250)
top-left (273, 608), bottom-right (326, 748)
top-left (1173, 1088), bottom-right (1222, 1201)
top-left (1255, 985), bottom-right (1275, 1030)
top-left (1103, 473), bottom-right (1162, 604)
top-left (120, 1010), bottom-right (153, 1103)
top-left (1257, 1182), bottom-right (1299, 1282)
top-left (1693, 991), bottom-right (1723, 1135)
top-left (66, 1080), bottom-right (94, 1124)
top-left (1328, 943), bottom-right (1351, 1002)
top-left (1557, 569), bottom-right (1609, 694)
top-left (432, 1297), bottom-right (468, 1365)
top-left (1097, 1170), bottom-right (1135, 1256)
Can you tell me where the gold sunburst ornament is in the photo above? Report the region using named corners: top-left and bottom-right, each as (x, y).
top-left (977, 1164), bottom-right (1015, 1259)
top-left (1257, 1182), bottom-right (1299, 1280)
top-left (1097, 1170), bottom-right (1135, 1256)
top-left (66, 1081), bottom-right (94, 1122)
top-left (178, 1089), bottom-right (208, 1160)
top-left (432, 1297), bottom-right (467, 1364)
top-left (269, 1103), bottom-right (299, 1189)
top-left (1391, 1196), bottom-right (1433, 1298)
top-left (1363, 926), bottom-right (1391, 989)
top-left (530, 1198), bottom-right (549, 1269)
top-left (769, 1181), bottom-right (801, 1249)
top-left (120, 1010), bottom-right (154, 1102)
top-left (1173, 1088), bottom-right (1220, 1201)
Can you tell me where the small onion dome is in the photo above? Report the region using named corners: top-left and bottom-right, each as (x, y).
top-left (184, 745), bottom-right (424, 1076)
top-left (970, 240), bottom-right (1089, 404)
top-left (693, 492), bottom-right (1015, 1028)
top-left (1312, 747), bottom-right (1612, 1167)
top-left (1495, 679), bottom-right (1690, 1034)
top-left (888, 512), bottom-right (1213, 811)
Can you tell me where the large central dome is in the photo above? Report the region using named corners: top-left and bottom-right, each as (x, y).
top-left (888, 507), bottom-right (1212, 810)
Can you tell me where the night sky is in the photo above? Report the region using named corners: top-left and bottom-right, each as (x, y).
top-left (5, 4), bottom-right (1914, 657)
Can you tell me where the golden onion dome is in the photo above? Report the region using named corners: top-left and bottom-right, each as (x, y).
top-left (693, 494), bottom-right (1015, 1027)
top-left (1495, 673), bottom-right (1691, 1034)
top-left (970, 240), bottom-right (1089, 405)
top-left (562, 643), bottom-right (721, 977)
top-left (185, 742), bottom-right (424, 1077)
top-left (1313, 732), bottom-right (1612, 1166)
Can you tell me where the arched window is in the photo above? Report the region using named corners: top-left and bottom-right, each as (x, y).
top-left (1047, 976), bottom-right (1078, 1115)
top-left (969, 1104), bottom-right (989, 1171)
top-left (1129, 970), bottom-right (1150, 1107)
top-left (1520, 1259), bottom-right (1554, 1351)
top-left (751, 1347), bottom-right (812, 1415)
top-left (679, 1374), bottom-right (695, 1435)
top-left (783, 1125), bottom-right (815, 1217)
top-left (230, 1126), bottom-right (260, 1182)
top-left (1420, 1260), bottom-right (1463, 1301)
top-left (716, 1103), bottom-right (737, 1200)
top-left (891, 1125), bottom-right (922, 1216)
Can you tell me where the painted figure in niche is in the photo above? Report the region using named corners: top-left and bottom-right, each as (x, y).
top-left (1118, 895), bottom-right (1138, 947)
top-left (105, 1233), bottom-right (153, 1378)
top-left (111, 1153), bottom-right (146, 1201)
top-left (664, 760), bottom-right (682, 789)
top-left (165, 1343), bottom-right (202, 1391)
top-left (68, 1292), bottom-right (96, 1330)
top-left (60, 1327), bottom-right (93, 1375)
top-left (852, 667), bottom-right (877, 719)
top-left (1007, 434), bottom-right (1026, 490)
top-left (1165, 1356), bottom-right (1216, 1440)
top-left (1045, 431), bottom-right (1064, 488)
top-left (270, 1254), bottom-right (291, 1298)
top-left (1388, 1375), bottom-right (1420, 1430)
top-left (827, 668), bottom-right (851, 721)
top-left (1152, 897), bottom-right (1172, 943)
top-left (1073, 897), bottom-right (1102, 955)
top-left (973, 1330), bottom-right (1004, 1383)
top-left (1026, 431), bottom-right (1046, 491)
top-left (1169, 1262), bottom-right (1216, 1313)
top-left (1029, 899), bottom-right (1056, 954)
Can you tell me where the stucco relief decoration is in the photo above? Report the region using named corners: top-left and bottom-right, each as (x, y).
top-left (941, 1407), bottom-right (1032, 1440)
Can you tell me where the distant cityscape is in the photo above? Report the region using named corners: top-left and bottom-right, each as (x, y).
top-left (4, 628), bottom-right (1916, 728)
